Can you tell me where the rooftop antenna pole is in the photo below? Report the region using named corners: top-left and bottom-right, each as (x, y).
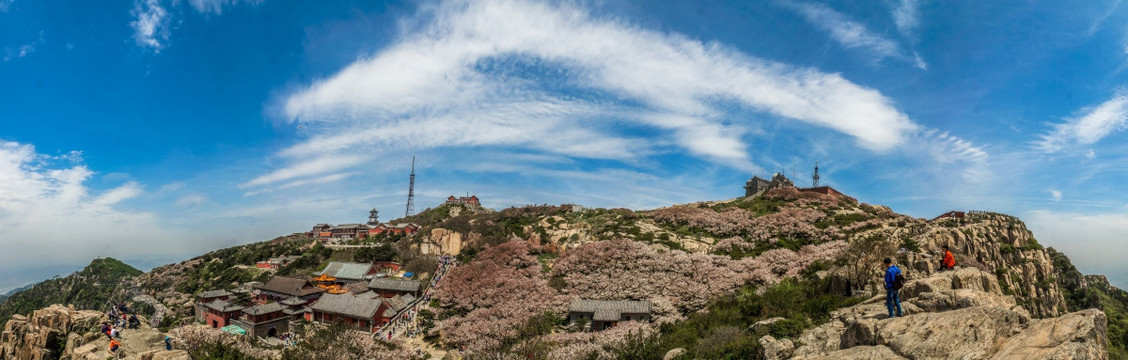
top-left (405, 156), bottom-right (415, 218)
top-left (812, 160), bottom-right (820, 187)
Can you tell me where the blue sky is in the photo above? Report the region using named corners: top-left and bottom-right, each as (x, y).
top-left (2, 0), bottom-right (1127, 292)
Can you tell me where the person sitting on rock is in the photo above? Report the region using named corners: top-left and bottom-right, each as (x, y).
top-left (109, 338), bottom-right (120, 353)
top-left (884, 258), bottom-right (904, 318)
top-left (101, 323), bottom-right (111, 339)
top-left (941, 245), bottom-right (956, 270)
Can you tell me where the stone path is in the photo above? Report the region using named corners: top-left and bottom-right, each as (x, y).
top-left (376, 255), bottom-right (455, 341)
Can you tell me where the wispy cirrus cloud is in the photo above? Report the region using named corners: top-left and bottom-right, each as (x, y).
top-left (3, 30), bottom-right (43, 62)
top-left (891, 0), bottom-right (921, 40)
top-left (187, 0), bottom-right (260, 15)
top-left (129, 0), bottom-right (259, 51)
top-left (255, 0), bottom-right (927, 193)
top-left (781, 0), bottom-right (925, 69)
top-left (1036, 90), bottom-right (1128, 152)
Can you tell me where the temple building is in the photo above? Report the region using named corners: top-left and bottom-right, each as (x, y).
top-left (368, 278), bottom-right (422, 298)
top-left (230, 303), bottom-right (288, 338)
top-left (318, 262), bottom-right (379, 283)
top-left (744, 173), bottom-right (794, 197)
top-left (445, 195), bottom-right (480, 206)
top-left (253, 276), bottom-right (325, 302)
top-left (568, 299), bottom-right (652, 331)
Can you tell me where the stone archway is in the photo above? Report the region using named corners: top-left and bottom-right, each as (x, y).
top-left (267, 327), bottom-right (278, 338)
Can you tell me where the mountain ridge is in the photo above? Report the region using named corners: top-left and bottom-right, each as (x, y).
top-left (1, 188), bottom-right (1126, 359)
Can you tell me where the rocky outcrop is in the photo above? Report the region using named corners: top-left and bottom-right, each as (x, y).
top-left (784, 268), bottom-right (1107, 360)
top-left (0, 304), bottom-right (102, 360)
top-left (420, 228), bottom-right (466, 255)
top-left (904, 213), bottom-right (1067, 317)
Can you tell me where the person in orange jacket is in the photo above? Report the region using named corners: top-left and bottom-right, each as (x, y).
top-left (109, 338), bottom-right (121, 353)
top-left (941, 245), bottom-right (956, 270)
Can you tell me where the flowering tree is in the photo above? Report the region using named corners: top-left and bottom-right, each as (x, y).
top-left (169, 325), bottom-right (276, 359)
top-left (281, 322), bottom-right (417, 360)
top-left (551, 239), bottom-right (847, 316)
top-left (435, 240), bottom-right (566, 353)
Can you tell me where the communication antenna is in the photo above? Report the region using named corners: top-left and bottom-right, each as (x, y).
top-left (812, 161), bottom-right (821, 187)
top-left (791, 159), bottom-right (798, 181)
top-left (405, 156), bottom-right (416, 218)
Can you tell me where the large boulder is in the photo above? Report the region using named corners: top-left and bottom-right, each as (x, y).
top-left (991, 309), bottom-right (1108, 360)
top-left (0, 304), bottom-right (102, 360)
top-left (792, 345), bottom-right (907, 360)
top-left (789, 268), bottom-right (1108, 360)
top-left (759, 335), bottom-right (794, 360)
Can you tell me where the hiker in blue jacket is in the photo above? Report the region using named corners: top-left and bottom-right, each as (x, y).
top-left (884, 258), bottom-right (904, 318)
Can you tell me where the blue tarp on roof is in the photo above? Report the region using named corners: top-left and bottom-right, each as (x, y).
top-left (403, 272), bottom-right (414, 278)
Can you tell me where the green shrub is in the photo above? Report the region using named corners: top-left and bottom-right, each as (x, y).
top-left (999, 243), bottom-right (1018, 255)
top-left (900, 238), bottom-right (921, 252)
top-left (619, 275), bottom-right (862, 359)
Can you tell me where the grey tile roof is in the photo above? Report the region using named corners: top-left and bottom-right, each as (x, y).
top-left (242, 302), bottom-right (284, 316)
top-left (311, 293), bottom-right (383, 319)
top-left (279, 297), bottom-right (306, 306)
top-left (254, 276), bottom-right (324, 297)
top-left (368, 278), bottom-right (421, 293)
top-left (203, 299), bottom-right (244, 312)
top-left (319, 262), bottom-right (375, 281)
top-left (344, 281), bottom-right (370, 294)
top-left (197, 289), bottom-right (232, 299)
top-left (382, 295), bottom-right (409, 315)
top-left (353, 291), bottom-right (379, 299)
top-left (569, 299), bottom-right (651, 321)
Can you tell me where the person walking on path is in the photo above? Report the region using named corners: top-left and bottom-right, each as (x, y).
top-left (940, 245), bottom-right (956, 270)
top-left (884, 258), bottom-right (904, 318)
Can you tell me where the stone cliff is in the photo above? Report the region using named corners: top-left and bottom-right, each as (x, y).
top-left (0, 304), bottom-right (191, 360)
top-left (0, 305), bottom-right (101, 360)
top-left (901, 213), bottom-right (1067, 318)
top-left (769, 267), bottom-right (1107, 359)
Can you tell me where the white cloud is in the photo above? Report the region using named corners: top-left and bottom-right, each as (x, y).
top-left (782, 1), bottom-right (923, 69)
top-left (891, 0), bottom-right (921, 39)
top-left (1050, 189), bottom-right (1063, 202)
top-left (0, 141), bottom-right (188, 284)
top-left (1037, 90), bottom-right (1128, 152)
top-left (176, 194), bottom-right (208, 207)
top-left (265, 0), bottom-right (923, 192)
top-left (187, 0), bottom-right (260, 15)
top-left (897, 128), bottom-right (991, 186)
top-left (158, 182), bottom-right (185, 193)
top-left (241, 154), bottom-right (366, 188)
top-left (1088, 0), bottom-right (1122, 36)
top-left (3, 30), bottom-right (43, 62)
top-left (242, 172), bottom-right (359, 196)
top-left (130, 0), bottom-right (169, 51)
